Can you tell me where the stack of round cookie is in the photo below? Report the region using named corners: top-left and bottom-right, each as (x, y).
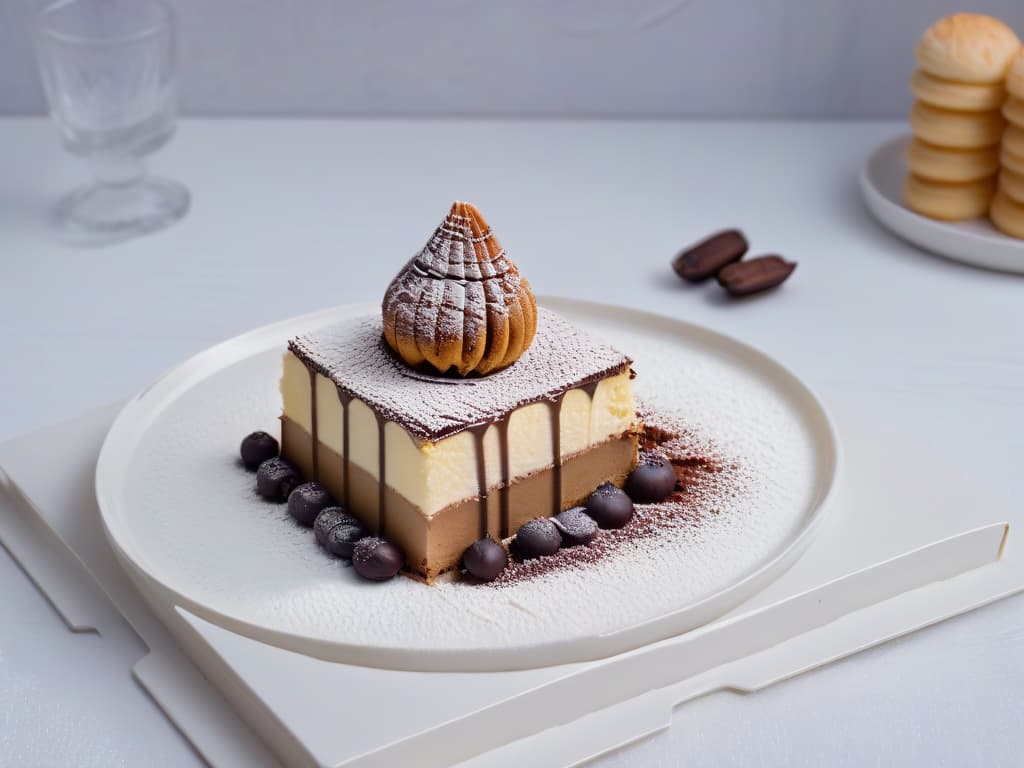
top-left (994, 51), bottom-right (1024, 238)
top-left (904, 14), bottom-right (1020, 221)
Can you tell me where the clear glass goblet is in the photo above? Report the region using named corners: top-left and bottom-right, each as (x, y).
top-left (35, 0), bottom-right (189, 241)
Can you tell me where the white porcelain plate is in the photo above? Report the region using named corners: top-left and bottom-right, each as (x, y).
top-left (860, 134), bottom-right (1024, 274)
top-left (96, 298), bottom-right (838, 672)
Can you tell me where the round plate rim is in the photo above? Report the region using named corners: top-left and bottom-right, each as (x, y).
top-left (95, 296), bottom-right (840, 672)
top-left (859, 133), bottom-right (1024, 275)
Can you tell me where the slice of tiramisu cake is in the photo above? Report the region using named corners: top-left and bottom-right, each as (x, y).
top-left (277, 201), bottom-right (641, 581)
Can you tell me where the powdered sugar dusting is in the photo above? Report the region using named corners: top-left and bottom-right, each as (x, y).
top-left (114, 304), bottom-right (828, 662)
top-left (290, 308), bottom-right (630, 441)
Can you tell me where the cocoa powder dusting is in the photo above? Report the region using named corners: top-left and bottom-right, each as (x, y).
top-left (490, 406), bottom-right (743, 587)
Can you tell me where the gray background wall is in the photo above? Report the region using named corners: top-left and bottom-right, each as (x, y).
top-left (3, 0), bottom-right (1024, 118)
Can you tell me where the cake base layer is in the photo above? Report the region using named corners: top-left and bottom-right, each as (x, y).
top-left (281, 417), bottom-right (637, 580)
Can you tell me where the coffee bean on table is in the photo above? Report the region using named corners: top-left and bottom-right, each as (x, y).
top-left (462, 536), bottom-right (509, 581)
top-left (256, 457), bottom-right (300, 502)
top-left (716, 255), bottom-right (796, 296)
top-left (240, 431), bottom-right (279, 470)
top-left (512, 518), bottom-right (562, 559)
top-left (625, 454), bottom-right (677, 504)
top-left (583, 482), bottom-right (635, 529)
top-left (672, 229), bottom-right (748, 282)
top-left (352, 537), bottom-right (404, 581)
top-left (553, 506), bottom-right (599, 545)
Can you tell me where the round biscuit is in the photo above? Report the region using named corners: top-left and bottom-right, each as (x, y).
top-left (998, 168), bottom-right (1024, 205)
top-left (903, 173), bottom-right (994, 221)
top-left (910, 101), bottom-right (1005, 148)
top-left (910, 69), bottom-right (1005, 111)
top-left (916, 14), bottom-right (1021, 84)
top-left (1002, 124), bottom-right (1024, 159)
top-left (989, 189), bottom-right (1024, 238)
top-left (1003, 97), bottom-right (1024, 128)
top-left (1001, 144), bottom-right (1024, 176)
top-left (905, 138), bottom-right (999, 182)
top-left (1009, 50), bottom-right (1024, 99)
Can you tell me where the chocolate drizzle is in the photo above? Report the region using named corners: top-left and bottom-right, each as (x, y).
top-left (471, 426), bottom-right (489, 537)
top-left (337, 387), bottom-right (352, 508)
top-left (306, 374), bottom-right (604, 540)
top-left (547, 393), bottom-right (568, 516)
top-left (496, 418), bottom-right (512, 538)
top-left (308, 369), bottom-right (319, 481)
top-left (461, 387), bottom-right (577, 540)
top-left (375, 411), bottom-right (387, 535)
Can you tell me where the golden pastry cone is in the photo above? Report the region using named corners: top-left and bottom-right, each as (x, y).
top-left (382, 201), bottom-right (538, 376)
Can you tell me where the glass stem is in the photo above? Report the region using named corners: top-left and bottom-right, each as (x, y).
top-left (89, 154), bottom-right (146, 187)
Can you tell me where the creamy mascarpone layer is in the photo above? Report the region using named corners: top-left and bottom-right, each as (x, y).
top-left (280, 350), bottom-right (635, 517)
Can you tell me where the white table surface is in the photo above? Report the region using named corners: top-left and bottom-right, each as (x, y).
top-left (1, 117), bottom-right (1022, 767)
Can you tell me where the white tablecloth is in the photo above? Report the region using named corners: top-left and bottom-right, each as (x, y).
top-left (1, 117), bottom-right (1021, 766)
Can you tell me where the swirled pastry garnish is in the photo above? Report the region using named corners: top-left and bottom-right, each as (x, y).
top-left (382, 201), bottom-right (538, 376)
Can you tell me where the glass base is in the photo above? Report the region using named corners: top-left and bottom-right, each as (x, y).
top-left (52, 175), bottom-right (189, 244)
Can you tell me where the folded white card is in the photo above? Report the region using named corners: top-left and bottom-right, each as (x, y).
top-left (0, 403), bottom-right (1019, 767)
